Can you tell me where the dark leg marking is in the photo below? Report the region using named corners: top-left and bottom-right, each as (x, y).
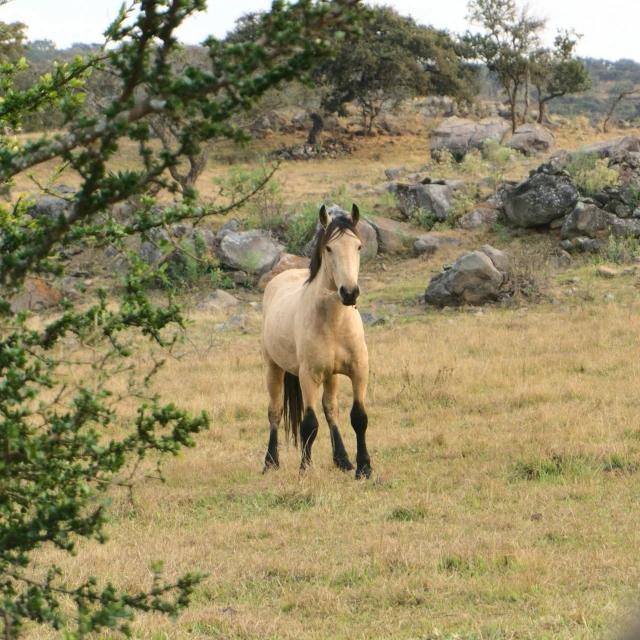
top-left (300, 407), bottom-right (319, 470)
top-left (330, 426), bottom-right (354, 471)
top-left (263, 426), bottom-right (279, 473)
top-left (351, 401), bottom-right (372, 480)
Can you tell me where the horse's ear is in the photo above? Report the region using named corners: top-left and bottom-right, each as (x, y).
top-left (351, 204), bottom-right (360, 226)
top-left (319, 205), bottom-right (329, 229)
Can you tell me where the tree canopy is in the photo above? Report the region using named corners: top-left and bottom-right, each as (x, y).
top-left (0, 0), bottom-right (365, 637)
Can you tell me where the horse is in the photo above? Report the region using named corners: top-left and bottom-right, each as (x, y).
top-left (260, 204), bottom-right (372, 479)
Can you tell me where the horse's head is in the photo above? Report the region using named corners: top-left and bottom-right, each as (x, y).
top-left (309, 204), bottom-right (363, 306)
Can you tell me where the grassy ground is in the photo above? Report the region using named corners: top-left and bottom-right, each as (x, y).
top-left (18, 118), bottom-right (640, 639)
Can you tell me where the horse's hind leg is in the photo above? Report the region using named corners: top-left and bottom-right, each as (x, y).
top-left (350, 369), bottom-right (372, 480)
top-left (323, 375), bottom-right (354, 472)
top-left (263, 359), bottom-right (284, 472)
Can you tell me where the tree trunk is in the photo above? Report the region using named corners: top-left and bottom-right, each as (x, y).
top-left (510, 86), bottom-right (518, 133)
top-left (603, 93), bottom-right (631, 133)
top-left (537, 99), bottom-right (547, 124)
top-left (307, 113), bottom-right (324, 146)
top-left (523, 68), bottom-right (531, 123)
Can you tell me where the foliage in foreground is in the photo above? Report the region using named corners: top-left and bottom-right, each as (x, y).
top-left (0, 0), bottom-right (365, 637)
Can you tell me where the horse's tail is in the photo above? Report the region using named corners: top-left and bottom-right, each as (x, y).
top-left (283, 372), bottom-right (303, 447)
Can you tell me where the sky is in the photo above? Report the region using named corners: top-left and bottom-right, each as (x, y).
top-left (2, 0), bottom-right (639, 62)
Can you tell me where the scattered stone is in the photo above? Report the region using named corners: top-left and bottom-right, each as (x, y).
top-left (368, 216), bottom-right (416, 253)
top-left (424, 245), bottom-right (509, 307)
top-left (10, 279), bottom-right (61, 313)
top-left (215, 314), bottom-right (246, 331)
top-left (217, 218), bottom-right (241, 241)
top-left (384, 167), bottom-right (406, 181)
top-left (27, 195), bottom-right (72, 220)
top-left (562, 202), bottom-right (640, 241)
top-left (506, 123), bottom-right (556, 155)
top-left (597, 266), bottom-right (618, 278)
top-left (257, 254), bottom-right (310, 291)
top-left (359, 311), bottom-right (386, 326)
top-left (576, 135), bottom-right (640, 161)
top-left (502, 173), bottom-right (579, 227)
top-left (196, 290), bottom-right (239, 313)
top-left (396, 180), bottom-right (465, 221)
top-left (604, 293), bottom-right (615, 302)
top-left (414, 234), bottom-right (462, 256)
top-left (430, 116), bottom-right (510, 159)
top-left (456, 208), bottom-right (498, 231)
top-left (216, 230), bottom-right (284, 274)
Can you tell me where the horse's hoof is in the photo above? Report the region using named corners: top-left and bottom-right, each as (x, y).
top-left (355, 465), bottom-right (372, 480)
top-left (334, 456), bottom-right (354, 472)
top-left (263, 456), bottom-right (279, 474)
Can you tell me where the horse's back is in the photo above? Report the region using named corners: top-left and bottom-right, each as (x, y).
top-left (261, 268), bottom-right (308, 373)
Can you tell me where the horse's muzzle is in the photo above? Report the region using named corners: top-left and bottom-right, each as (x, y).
top-left (339, 285), bottom-right (360, 306)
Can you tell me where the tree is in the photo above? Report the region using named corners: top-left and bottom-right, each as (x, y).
top-left (464, 0), bottom-right (546, 132)
top-left (304, 5), bottom-right (475, 139)
top-left (603, 81), bottom-right (638, 132)
top-left (0, 0), bottom-right (365, 637)
top-left (530, 30), bottom-right (591, 123)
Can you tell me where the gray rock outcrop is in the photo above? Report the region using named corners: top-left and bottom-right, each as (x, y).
top-left (425, 245), bottom-right (509, 308)
top-left (217, 230), bottom-right (284, 274)
top-left (506, 124), bottom-right (556, 155)
top-left (396, 180), bottom-right (465, 221)
top-left (430, 116), bottom-right (510, 160)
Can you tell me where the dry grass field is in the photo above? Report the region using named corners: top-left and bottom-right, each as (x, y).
top-left (18, 119), bottom-right (640, 639)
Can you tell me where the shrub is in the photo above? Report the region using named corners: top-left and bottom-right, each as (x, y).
top-left (566, 153), bottom-right (620, 195)
top-left (445, 192), bottom-right (476, 228)
top-left (284, 201), bottom-right (319, 254)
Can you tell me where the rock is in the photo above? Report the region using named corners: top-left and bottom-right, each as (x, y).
top-left (196, 290), bottom-right (239, 313)
top-left (604, 293), bottom-right (615, 303)
top-left (425, 245), bottom-right (509, 308)
top-left (634, 208), bottom-right (640, 219)
top-left (430, 116), bottom-right (510, 159)
top-left (215, 314), bottom-right (246, 331)
top-left (456, 208), bottom-right (498, 231)
top-left (502, 173), bottom-right (579, 227)
top-left (561, 202), bottom-right (640, 241)
top-left (396, 181), bottom-right (465, 221)
top-left (576, 135), bottom-right (640, 161)
top-left (414, 234), bottom-right (462, 256)
top-left (228, 271), bottom-right (249, 285)
top-left (10, 278), bottom-right (61, 313)
top-left (110, 200), bottom-right (138, 222)
top-left (384, 167), bottom-right (406, 181)
top-left (171, 223), bottom-right (194, 238)
top-left (257, 254), bottom-right (310, 291)
top-left (27, 195), bottom-right (72, 220)
top-left (217, 218), bottom-right (241, 241)
top-left (478, 244), bottom-right (509, 273)
top-left (139, 228), bottom-right (170, 265)
top-left (359, 311), bottom-right (386, 326)
top-left (217, 230), bottom-right (284, 274)
top-left (506, 124), bottom-right (556, 155)
top-left (597, 266), bottom-right (618, 278)
top-left (368, 216), bottom-right (416, 253)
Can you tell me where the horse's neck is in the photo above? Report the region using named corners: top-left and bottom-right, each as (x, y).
top-left (305, 264), bottom-right (347, 324)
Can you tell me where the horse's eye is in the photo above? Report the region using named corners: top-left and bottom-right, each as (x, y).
top-left (357, 245), bottom-right (362, 251)
top-left (326, 246), bottom-right (332, 253)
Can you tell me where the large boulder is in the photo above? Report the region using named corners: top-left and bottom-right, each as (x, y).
top-left (368, 216), bottom-right (416, 253)
top-left (257, 253), bottom-right (310, 290)
top-left (576, 135), bottom-right (640, 161)
top-left (425, 245), bottom-right (509, 308)
top-left (502, 173), bottom-right (579, 227)
top-left (561, 201), bottom-right (640, 241)
top-left (506, 124), bottom-right (556, 155)
top-left (10, 278), bottom-right (61, 313)
top-left (396, 180), bottom-right (465, 221)
top-left (217, 230), bottom-right (284, 274)
top-left (456, 208), bottom-right (499, 231)
top-left (430, 116), bottom-right (510, 160)
top-left (196, 290), bottom-right (240, 313)
top-left (27, 195), bottom-right (72, 220)
top-left (414, 234), bottom-right (462, 256)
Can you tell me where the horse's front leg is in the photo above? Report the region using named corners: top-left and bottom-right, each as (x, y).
top-left (299, 368), bottom-right (322, 473)
top-left (350, 368), bottom-right (372, 480)
top-left (323, 374), bottom-right (354, 472)
top-left (263, 358), bottom-right (284, 473)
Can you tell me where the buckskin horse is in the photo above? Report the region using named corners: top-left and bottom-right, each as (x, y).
top-left (261, 204), bottom-right (372, 479)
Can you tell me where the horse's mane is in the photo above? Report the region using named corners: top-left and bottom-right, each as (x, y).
top-left (307, 215), bottom-right (362, 284)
